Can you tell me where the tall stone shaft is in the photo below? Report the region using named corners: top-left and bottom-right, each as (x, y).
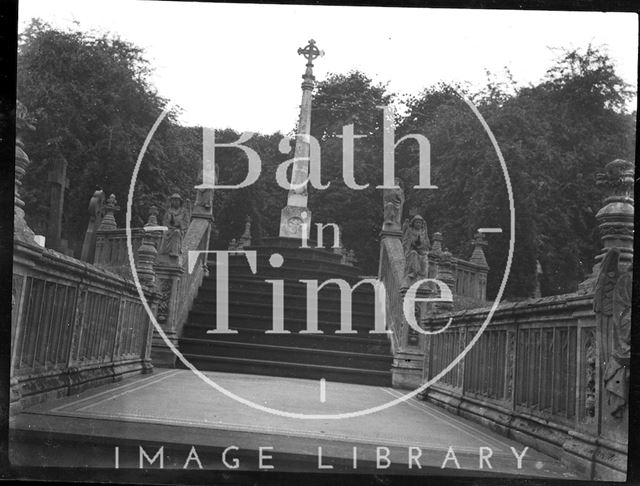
top-left (279, 39), bottom-right (322, 238)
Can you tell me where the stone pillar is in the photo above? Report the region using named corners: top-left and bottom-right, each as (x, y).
top-left (152, 261), bottom-right (183, 367)
top-left (470, 232), bottom-right (489, 301)
top-left (14, 101), bottom-right (36, 244)
top-left (136, 206), bottom-right (162, 287)
top-left (279, 40), bottom-right (322, 239)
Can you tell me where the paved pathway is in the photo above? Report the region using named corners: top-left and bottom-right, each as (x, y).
top-left (10, 369), bottom-right (579, 478)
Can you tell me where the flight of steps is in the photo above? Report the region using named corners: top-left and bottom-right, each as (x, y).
top-left (178, 237), bottom-right (393, 386)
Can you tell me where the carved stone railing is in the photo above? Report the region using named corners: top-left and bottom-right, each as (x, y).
top-left (378, 228), bottom-right (490, 389)
top-left (151, 216), bottom-right (213, 367)
top-left (11, 239), bottom-right (160, 414)
top-left (378, 237), bottom-right (405, 354)
top-left (421, 159), bottom-right (633, 481)
top-left (174, 218), bottom-right (211, 340)
top-left (421, 293), bottom-right (624, 479)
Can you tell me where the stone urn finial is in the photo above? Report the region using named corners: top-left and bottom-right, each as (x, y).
top-left (431, 231), bottom-right (443, 254)
top-left (145, 205), bottom-right (159, 227)
top-left (593, 159), bottom-right (635, 273)
top-left (98, 193), bottom-right (120, 230)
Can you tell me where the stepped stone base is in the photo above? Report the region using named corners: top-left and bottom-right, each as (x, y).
top-left (178, 238), bottom-right (392, 386)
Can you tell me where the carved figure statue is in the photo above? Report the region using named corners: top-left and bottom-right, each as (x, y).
top-left (160, 193), bottom-right (189, 257)
top-left (402, 214), bottom-right (430, 286)
top-left (382, 178), bottom-right (405, 232)
top-left (594, 248), bottom-right (632, 418)
top-left (195, 163), bottom-right (218, 211)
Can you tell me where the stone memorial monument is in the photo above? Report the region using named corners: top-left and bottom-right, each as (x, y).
top-left (278, 39), bottom-right (323, 239)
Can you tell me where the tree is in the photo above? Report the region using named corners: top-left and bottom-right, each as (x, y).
top-left (17, 20), bottom-right (199, 254)
top-left (398, 47), bottom-right (635, 299)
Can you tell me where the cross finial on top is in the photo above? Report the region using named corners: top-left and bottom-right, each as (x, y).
top-left (298, 39), bottom-right (323, 67)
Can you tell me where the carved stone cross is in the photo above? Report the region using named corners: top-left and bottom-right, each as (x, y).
top-left (298, 39), bottom-right (321, 67)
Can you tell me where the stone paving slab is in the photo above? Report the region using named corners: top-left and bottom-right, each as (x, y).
top-left (10, 369), bottom-right (579, 479)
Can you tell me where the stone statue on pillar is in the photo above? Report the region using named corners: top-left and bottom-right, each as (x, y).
top-left (382, 178), bottom-right (405, 234)
top-left (160, 193), bottom-right (190, 258)
top-left (402, 214), bottom-right (430, 288)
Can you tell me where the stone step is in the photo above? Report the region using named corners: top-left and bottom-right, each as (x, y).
top-left (186, 308), bottom-right (385, 333)
top-left (181, 325), bottom-right (391, 353)
top-left (176, 353), bottom-right (393, 386)
top-left (190, 298), bottom-right (379, 325)
top-left (199, 277), bottom-right (377, 305)
top-left (178, 338), bottom-right (392, 371)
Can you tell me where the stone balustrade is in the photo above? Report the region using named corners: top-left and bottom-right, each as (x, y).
top-left (421, 292), bottom-right (624, 480)
top-left (420, 159), bottom-right (634, 481)
top-left (11, 239), bottom-right (160, 414)
top-left (93, 227), bottom-right (146, 279)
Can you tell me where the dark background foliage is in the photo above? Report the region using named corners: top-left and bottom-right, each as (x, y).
top-left (17, 21), bottom-right (636, 299)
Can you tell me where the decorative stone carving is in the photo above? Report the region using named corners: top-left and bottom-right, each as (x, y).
top-left (194, 163), bottom-right (217, 217)
top-left (435, 250), bottom-right (455, 312)
top-left (228, 238), bottom-right (238, 251)
top-left (584, 328), bottom-right (597, 421)
top-left (157, 278), bottom-right (172, 323)
top-left (14, 100), bottom-right (36, 244)
top-left (382, 178), bottom-right (405, 234)
top-left (146, 205), bottom-right (159, 226)
top-left (431, 232), bottom-right (443, 254)
top-left (136, 206), bottom-right (162, 286)
top-left (98, 194), bottom-right (119, 230)
top-left (160, 193), bottom-right (190, 257)
top-left (402, 214), bottom-right (430, 288)
top-left (594, 247), bottom-right (632, 419)
top-left (80, 189), bottom-right (106, 262)
top-left (505, 331), bottom-right (516, 400)
top-left (237, 216), bottom-right (252, 249)
top-left (593, 159), bottom-right (634, 272)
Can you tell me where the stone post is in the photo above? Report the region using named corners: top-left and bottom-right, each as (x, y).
top-left (470, 232), bottom-right (489, 301)
top-left (14, 101), bottom-right (36, 244)
top-left (136, 206), bottom-right (162, 287)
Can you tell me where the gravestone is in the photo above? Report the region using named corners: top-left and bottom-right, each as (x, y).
top-left (46, 155), bottom-right (72, 255)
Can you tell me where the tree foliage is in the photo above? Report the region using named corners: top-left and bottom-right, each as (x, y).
top-left (17, 20), bottom-right (199, 254)
top-left (18, 21), bottom-right (635, 299)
